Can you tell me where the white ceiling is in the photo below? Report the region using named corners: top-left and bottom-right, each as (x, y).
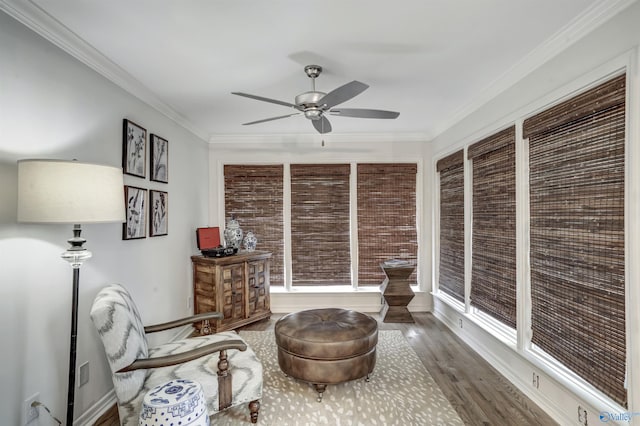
top-left (3, 0), bottom-right (629, 140)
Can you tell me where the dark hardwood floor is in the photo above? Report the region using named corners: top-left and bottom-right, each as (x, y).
top-left (94, 312), bottom-right (557, 425)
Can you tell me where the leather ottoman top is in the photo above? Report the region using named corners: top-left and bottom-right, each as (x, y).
top-left (275, 308), bottom-right (378, 361)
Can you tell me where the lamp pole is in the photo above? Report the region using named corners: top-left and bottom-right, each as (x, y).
top-left (66, 266), bottom-right (79, 425)
top-left (61, 225), bottom-right (92, 426)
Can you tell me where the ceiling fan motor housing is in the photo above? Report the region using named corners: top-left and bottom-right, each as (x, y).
top-left (295, 91), bottom-right (327, 120)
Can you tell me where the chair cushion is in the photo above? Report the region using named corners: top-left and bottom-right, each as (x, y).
top-left (118, 331), bottom-right (263, 426)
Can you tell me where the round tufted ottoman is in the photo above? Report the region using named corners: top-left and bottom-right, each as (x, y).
top-left (275, 308), bottom-right (378, 401)
top-left (139, 379), bottom-right (209, 426)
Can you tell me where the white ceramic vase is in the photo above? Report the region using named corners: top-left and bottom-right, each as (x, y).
top-left (223, 215), bottom-right (243, 249)
top-left (243, 231), bottom-right (258, 251)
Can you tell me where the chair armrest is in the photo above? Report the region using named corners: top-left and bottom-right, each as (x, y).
top-left (144, 311), bottom-right (224, 333)
top-left (116, 339), bottom-right (247, 373)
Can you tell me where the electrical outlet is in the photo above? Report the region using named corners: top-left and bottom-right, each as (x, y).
top-left (79, 361), bottom-right (90, 387)
top-left (187, 295), bottom-right (193, 309)
top-left (578, 405), bottom-right (588, 425)
top-left (25, 393), bottom-right (39, 424)
top-left (532, 372), bottom-right (539, 389)
top-left (458, 318), bottom-right (463, 328)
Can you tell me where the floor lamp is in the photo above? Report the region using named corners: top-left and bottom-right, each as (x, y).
top-left (17, 159), bottom-right (124, 426)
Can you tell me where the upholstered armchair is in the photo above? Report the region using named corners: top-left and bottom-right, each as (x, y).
top-left (90, 284), bottom-right (262, 425)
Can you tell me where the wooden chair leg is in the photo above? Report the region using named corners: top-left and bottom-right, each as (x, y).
top-left (217, 350), bottom-right (232, 410)
top-left (249, 399), bottom-right (260, 424)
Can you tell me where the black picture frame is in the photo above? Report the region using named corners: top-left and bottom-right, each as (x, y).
top-left (150, 134), bottom-right (169, 183)
top-left (123, 185), bottom-right (147, 240)
top-left (149, 190), bottom-right (168, 237)
top-left (123, 119), bottom-right (146, 178)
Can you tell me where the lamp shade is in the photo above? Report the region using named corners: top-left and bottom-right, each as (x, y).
top-left (17, 159), bottom-right (125, 224)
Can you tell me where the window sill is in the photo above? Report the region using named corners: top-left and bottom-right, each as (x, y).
top-left (432, 291), bottom-right (517, 347)
top-left (270, 285), bottom-right (422, 294)
top-left (524, 345), bottom-right (627, 415)
top-left (270, 285), bottom-right (379, 294)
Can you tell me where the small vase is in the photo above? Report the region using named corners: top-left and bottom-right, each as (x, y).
top-left (243, 231), bottom-right (258, 251)
top-left (223, 215), bottom-right (243, 249)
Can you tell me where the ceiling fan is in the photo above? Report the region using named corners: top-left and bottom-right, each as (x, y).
top-left (232, 65), bottom-right (400, 134)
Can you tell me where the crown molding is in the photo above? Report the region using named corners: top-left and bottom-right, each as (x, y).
top-left (208, 132), bottom-right (430, 144)
top-left (0, 0), bottom-right (209, 141)
top-left (4, 0), bottom-right (633, 144)
top-left (431, 0), bottom-right (639, 138)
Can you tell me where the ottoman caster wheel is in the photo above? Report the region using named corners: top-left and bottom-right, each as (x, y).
top-left (365, 374), bottom-right (371, 382)
top-left (314, 384), bottom-right (326, 402)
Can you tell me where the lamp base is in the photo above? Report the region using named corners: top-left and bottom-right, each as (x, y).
top-left (61, 224), bottom-right (92, 268)
top-left (61, 249), bottom-right (92, 269)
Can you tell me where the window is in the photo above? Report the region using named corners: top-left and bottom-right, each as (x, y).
top-left (468, 126), bottom-right (516, 329)
top-left (224, 165), bottom-right (285, 285)
top-left (223, 162), bottom-right (420, 289)
top-left (357, 163), bottom-right (418, 285)
top-left (290, 164), bottom-right (351, 285)
top-left (524, 74), bottom-right (626, 406)
top-left (437, 150), bottom-right (465, 303)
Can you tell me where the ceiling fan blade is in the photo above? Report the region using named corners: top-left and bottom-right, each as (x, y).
top-left (317, 81), bottom-right (369, 108)
top-left (312, 116), bottom-right (332, 134)
top-left (242, 113), bottom-right (300, 125)
top-left (232, 92), bottom-right (299, 109)
top-left (329, 108), bottom-right (400, 119)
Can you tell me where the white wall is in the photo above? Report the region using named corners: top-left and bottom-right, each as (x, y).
top-left (430, 2), bottom-right (640, 424)
top-left (6, 1), bottom-right (639, 424)
top-left (0, 11), bottom-right (209, 425)
top-left (208, 136), bottom-right (433, 312)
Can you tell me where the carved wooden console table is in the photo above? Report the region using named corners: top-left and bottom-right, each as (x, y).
top-left (191, 251), bottom-right (271, 333)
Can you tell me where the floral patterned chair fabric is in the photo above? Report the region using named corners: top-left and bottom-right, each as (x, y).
top-left (90, 284), bottom-right (262, 425)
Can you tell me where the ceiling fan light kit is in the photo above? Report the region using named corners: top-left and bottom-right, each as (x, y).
top-left (232, 64), bottom-right (399, 134)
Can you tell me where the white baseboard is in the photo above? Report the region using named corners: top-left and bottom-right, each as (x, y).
top-left (270, 290), bottom-right (431, 314)
top-left (75, 390), bottom-right (116, 426)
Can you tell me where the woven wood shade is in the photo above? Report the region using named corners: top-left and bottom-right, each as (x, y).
top-left (469, 126), bottom-right (516, 328)
top-left (224, 165), bottom-right (284, 286)
top-left (523, 75), bottom-right (626, 139)
top-left (290, 164), bottom-right (351, 285)
top-left (357, 163), bottom-right (418, 285)
top-left (525, 74), bottom-right (626, 406)
top-left (437, 150), bottom-right (465, 302)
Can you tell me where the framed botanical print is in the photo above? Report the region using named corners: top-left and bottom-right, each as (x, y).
top-left (150, 134), bottom-right (169, 183)
top-left (123, 119), bottom-right (146, 178)
top-left (123, 185), bottom-right (146, 240)
top-left (149, 190), bottom-right (168, 237)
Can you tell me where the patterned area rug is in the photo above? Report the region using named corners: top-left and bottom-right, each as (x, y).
top-left (213, 330), bottom-right (464, 425)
